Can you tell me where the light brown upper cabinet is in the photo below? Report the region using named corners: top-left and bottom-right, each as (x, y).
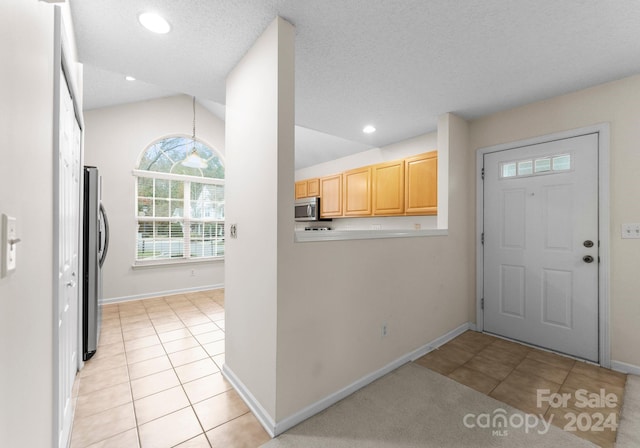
top-left (372, 160), bottom-right (405, 215)
top-left (320, 174), bottom-right (342, 217)
top-left (296, 150), bottom-right (437, 219)
top-left (295, 181), bottom-right (307, 199)
top-left (343, 166), bottom-right (372, 216)
top-left (405, 151), bottom-right (437, 215)
top-left (307, 178), bottom-right (320, 197)
top-left (295, 178), bottom-right (320, 199)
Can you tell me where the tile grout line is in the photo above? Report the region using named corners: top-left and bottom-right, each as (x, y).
top-left (454, 339), bottom-right (524, 397)
top-left (137, 294), bottom-right (210, 448)
top-left (71, 305), bottom-right (138, 448)
top-left (119, 302), bottom-right (142, 448)
top-left (437, 331), bottom-right (624, 447)
top-left (141, 293), bottom-right (225, 446)
top-left (465, 339), bottom-right (570, 415)
top-left (167, 294), bottom-right (216, 448)
top-left (74, 292), bottom-right (258, 448)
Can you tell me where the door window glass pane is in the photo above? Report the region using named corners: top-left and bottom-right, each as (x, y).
top-left (535, 158), bottom-right (551, 173)
top-left (552, 154), bottom-right (571, 171)
top-left (502, 163), bottom-right (517, 178)
top-left (517, 160), bottom-right (533, 176)
top-left (500, 152), bottom-right (572, 181)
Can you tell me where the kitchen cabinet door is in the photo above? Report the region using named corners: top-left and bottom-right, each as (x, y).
top-left (320, 174), bottom-right (342, 217)
top-left (306, 178), bottom-right (320, 197)
top-left (372, 160), bottom-right (404, 215)
top-left (295, 178), bottom-right (320, 199)
top-left (405, 151), bottom-right (437, 215)
top-left (295, 180), bottom-right (308, 199)
top-left (343, 166), bottom-right (372, 216)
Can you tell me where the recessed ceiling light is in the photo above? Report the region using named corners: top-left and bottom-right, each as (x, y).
top-left (363, 125), bottom-right (376, 134)
top-left (125, 76), bottom-right (136, 82)
top-left (138, 12), bottom-right (171, 34)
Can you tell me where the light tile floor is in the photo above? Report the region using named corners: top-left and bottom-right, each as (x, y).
top-left (73, 297), bottom-right (627, 447)
top-left (70, 289), bottom-right (270, 448)
top-left (415, 330), bottom-right (627, 448)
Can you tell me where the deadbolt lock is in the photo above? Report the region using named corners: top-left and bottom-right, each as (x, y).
top-left (583, 240), bottom-right (594, 248)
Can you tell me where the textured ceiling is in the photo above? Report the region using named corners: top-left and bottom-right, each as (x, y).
top-left (71, 0), bottom-right (640, 168)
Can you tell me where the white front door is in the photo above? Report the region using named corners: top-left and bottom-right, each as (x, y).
top-left (483, 133), bottom-right (599, 362)
top-left (57, 68), bottom-right (80, 448)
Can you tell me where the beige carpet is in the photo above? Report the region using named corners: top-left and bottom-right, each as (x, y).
top-left (617, 374), bottom-right (640, 447)
top-left (262, 363), bottom-right (595, 448)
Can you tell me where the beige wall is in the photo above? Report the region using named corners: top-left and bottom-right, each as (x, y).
top-left (295, 132), bottom-right (438, 180)
top-left (225, 17), bottom-right (296, 420)
top-left (0, 1), bottom-right (78, 446)
top-left (223, 15), bottom-right (475, 426)
top-left (469, 74), bottom-right (640, 368)
top-left (275, 114), bottom-right (472, 420)
top-left (84, 95), bottom-right (226, 301)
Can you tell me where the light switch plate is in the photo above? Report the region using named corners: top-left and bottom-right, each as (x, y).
top-left (2, 214), bottom-right (17, 277)
top-left (621, 223), bottom-right (640, 239)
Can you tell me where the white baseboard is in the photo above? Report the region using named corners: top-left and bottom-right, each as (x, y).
top-left (223, 321), bottom-right (471, 437)
top-left (611, 360), bottom-right (640, 376)
top-left (222, 364), bottom-right (276, 438)
top-left (100, 284), bottom-right (224, 305)
top-left (409, 322), bottom-right (471, 361)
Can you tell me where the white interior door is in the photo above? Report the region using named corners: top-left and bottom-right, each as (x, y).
top-left (57, 68), bottom-right (80, 448)
top-left (483, 133), bottom-right (599, 362)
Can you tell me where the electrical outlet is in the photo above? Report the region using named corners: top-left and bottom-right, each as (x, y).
top-left (621, 223), bottom-right (640, 239)
top-left (381, 323), bottom-right (388, 338)
top-left (190, 269), bottom-right (196, 277)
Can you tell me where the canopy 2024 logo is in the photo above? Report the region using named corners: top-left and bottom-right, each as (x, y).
top-left (537, 388), bottom-right (618, 432)
top-left (463, 388), bottom-right (618, 437)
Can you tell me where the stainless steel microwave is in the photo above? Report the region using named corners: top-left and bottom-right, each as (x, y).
top-left (295, 197), bottom-right (323, 221)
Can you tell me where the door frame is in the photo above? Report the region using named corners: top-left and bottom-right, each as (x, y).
top-left (475, 124), bottom-right (610, 367)
top-left (53, 6), bottom-right (85, 448)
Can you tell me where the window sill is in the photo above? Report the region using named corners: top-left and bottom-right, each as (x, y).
top-left (132, 257), bottom-right (224, 269)
top-left (294, 228), bottom-right (448, 243)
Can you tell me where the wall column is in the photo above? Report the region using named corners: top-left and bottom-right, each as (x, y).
top-left (224, 16), bottom-right (295, 433)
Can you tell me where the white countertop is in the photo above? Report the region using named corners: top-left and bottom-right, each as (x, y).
top-left (294, 228), bottom-right (448, 242)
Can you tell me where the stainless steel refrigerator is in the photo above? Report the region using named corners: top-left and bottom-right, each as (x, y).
top-left (82, 166), bottom-right (109, 361)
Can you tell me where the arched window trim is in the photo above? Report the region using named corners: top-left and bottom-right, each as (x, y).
top-left (134, 135), bottom-right (225, 265)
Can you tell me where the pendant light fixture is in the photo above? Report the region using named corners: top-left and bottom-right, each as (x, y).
top-left (182, 96), bottom-right (208, 169)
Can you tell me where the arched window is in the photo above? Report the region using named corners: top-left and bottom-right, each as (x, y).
top-left (134, 137), bottom-right (225, 263)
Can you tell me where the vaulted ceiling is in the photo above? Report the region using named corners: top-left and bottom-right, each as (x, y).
top-left (71, 1), bottom-right (640, 168)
